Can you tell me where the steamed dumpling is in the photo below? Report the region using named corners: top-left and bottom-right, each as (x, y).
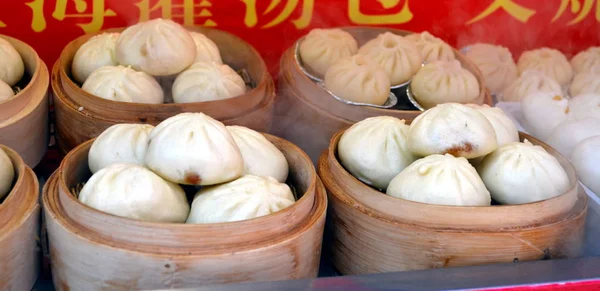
top-left (569, 93), bottom-right (600, 120)
top-left (78, 163), bottom-right (190, 222)
top-left (408, 103), bottom-right (498, 159)
top-left (571, 136), bottom-right (600, 194)
top-left (467, 104), bottom-right (519, 147)
top-left (404, 31), bottom-right (455, 63)
top-left (172, 62), bottom-right (246, 103)
top-left (545, 118), bottom-right (600, 158)
top-left (190, 32), bottom-right (222, 64)
top-left (478, 140), bottom-right (570, 204)
top-left (502, 70), bottom-right (562, 102)
top-left (464, 43), bottom-right (518, 94)
top-left (570, 73), bottom-right (600, 97)
top-left (71, 32), bottom-right (120, 84)
top-left (0, 79), bottom-right (14, 101)
top-left (358, 32), bottom-right (422, 85)
top-left (88, 124), bottom-right (154, 173)
top-left (0, 37), bottom-right (24, 87)
top-left (226, 126), bottom-right (289, 183)
top-left (338, 116), bottom-right (418, 190)
top-left (187, 175), bottom-right (295, 224)
top-left (116, 19), bottom-right (196, 76)
top-left (145, 113), bottom-right (243, 186)
top-left (82, 66), bottom-right (164, 104)
top-left (387, 154), bottom-right (491, 206)
top-left (324, 55), bottom-right (390, 106)
top-left (521, 92), bottom-right (570, 140)
top-left (517, 48), bottom-right (573, 86)
top-left (0, 147), bottom-right (14, 200)
top-left (299, 28), bottom-right (358, 77)
top-left (570, 47), bottom-right (600, 74)
top-left (410, 60), bottom-right (480, 109)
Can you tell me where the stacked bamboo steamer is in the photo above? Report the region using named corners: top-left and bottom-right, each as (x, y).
top-left (319, 129), bottom-right (587, 275)
top-left (0, 35), bottom-right (49, 167)
top-left (43, 132), bottom-right (327, 290)
top-left (52, 26), bottom-right (275, 155)
top-left (274, 27), bottom-right (492, 162)
top-left (0, 145), bottom-right (41, 290)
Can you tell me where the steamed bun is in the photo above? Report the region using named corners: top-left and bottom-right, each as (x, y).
top-left (358, 32), bottom-right (422, 85)
top-left (145, 113), bottom-right (243, 186)
top-left (88, 123), bottom-right (154, 173)
top-left (408, 103), bottom-right (498, 159)
top-left (502, 70), bottom-right (562, 102)
top-left (299, 28), bottom-right (358, 77)
top-left (569, 93), bottom-right (600, 120)
top-left (570, 47), bottom-right (600, 74)
top-left (517, 48), bottom-right (573, 86)
top-left (0, 147), bottom-right (14, 200)
top-left (478, 140), bottom-right (570, 204)
top-left (190, 32), bottom-right (222, 64)
top-left (324, 55), bottom-right (390, 106)
top-left (0, 79), bottom-right (14, 101)
top-left (82, 65), bottom-right (164, 104)
top-left (227, 126), bottom-right (289, 183)
top-left (570, 72), bottom-right (600, 97)
top-left (521, 92), bottom-right (570, 140)
top-left (464, 43), bottom-right (518, 94)
top-left (338, 116), bottom-right (417, 190)
top-left (387, 154), bottom-right (491, 206)
top-left (71, 32), bottom-right (119, 84)
top-left (187, 175), bottom-right (295, 224)
top-left (0, 37), bottom-right (24, 87)
top-left (545, 118), bottom-right (600, 158)
top-left (78, 163), bottom-right (190, 222)
top-left (571, 136), bottom-right (600, 194)
top-left (116, 19), bottom-right (196, 76)
top-left (404, 31), bottom-right (455, 63)
top-left (172, 62), bottom-right (246, 103)
top-left (467, 104), bottom-right (519, 147)
top-left (410, 60), bottom-right (480, 109)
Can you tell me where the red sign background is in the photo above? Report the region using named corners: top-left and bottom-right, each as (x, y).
top-left (0, 0), bottom-right (599, 75)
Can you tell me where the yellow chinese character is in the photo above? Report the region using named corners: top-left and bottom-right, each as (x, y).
top-left (0, 21), bottom-right (6, 28)
top-left (136, 0), bottom-right (217, 27)
top-left (240, 0), bottom-right (314, 29)
top-left (26, 0), bottom-right (116, 33)
top-left (552, 0), bottom-right (600, 25)
top-left (348, 0), bottom-right (413, 25)
top-left (467, 0), bottom-right (536, 25)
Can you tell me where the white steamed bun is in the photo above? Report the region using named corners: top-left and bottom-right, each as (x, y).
top-left (386, 154), bottom-right (491, 206)
top-left (172, 61), bottom-right (246, 103)
top-left (478, 140), bottom-right (570, 204)
top-left (88, 123), bottom-right (154, 173)
top-left (502, 70), bottom-right (562, 102)
top-left (568, 93), bottom-right (600, 120)
top-left (464, 43), bottom-right (518, 94)
top-left (467, 104), bottom-right (519, 147)
top-left (517, 48), bottom-right (573, 86)
top-left (145, 113), bottom-right (243, 186)
top-left (226, 126), bottom-right (289, 183)
top-left (0, 147), bottom-right (14, 200)
top-left (78, 163), bottom-right (190, 223)
top-left (0, 79), bottom-right (14, 101)
top-left (545, 117), bottom-right (600, 158)
top-left (338, 116), bottom-right (418, 190)
top-left (404, 31), bottom-right (455, 63)
top-left (71, 32), bottom-right (119, 84)
top-left (521, 92), bottom-right (570, 140)
top-left (116, 19), bottom-right (196, 76)
top-left (0, 37), bottom-right (24, 86)
top-left (299, 28), bottom-right (358, 77)
top-left (570, 47), bottom-right (600, 74)
top-left (570, 72), bottom-right (600, 96)
top-left (187, 175), bottom-right (295, 224)
top-left (571, 136), bottom-right (600, 194)
top-left (82, 66), bottom-right (164, 104)
top-left (190, 31), bottom-right (222, 64)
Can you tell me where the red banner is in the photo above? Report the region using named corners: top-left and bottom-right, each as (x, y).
top-left (0, 1), bottom-right (599, 75)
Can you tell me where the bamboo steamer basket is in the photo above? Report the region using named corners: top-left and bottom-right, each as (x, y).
top-left (43, 134), bottom-right (327, 290)
top-left (318, 131), bottom-right (587, 275)
top-left (0, 145), bottom-right (41, 290)
top-left (274, 27), bottom-right (492, 162)
top-left (52, 27), bottom-right (275, 155)
top-left (0, 35), bottom-right (49, 167)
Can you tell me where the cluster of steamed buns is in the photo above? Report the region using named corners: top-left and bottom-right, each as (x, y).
top-left (79, 113), bottom-right (294, 223)
top-left (72, 19), bottom-right (247, 105)
top-left (0, 37), bottom-right (24, 101)
top-left (338, 103), bottom-right (570, 206)
top-left (299, 29), bottom-right (481, 108)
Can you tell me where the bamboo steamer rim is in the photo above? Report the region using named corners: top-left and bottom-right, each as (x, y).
top-left (46, 133), bottom-right (326, 255)
top-left (0, 35), bottom-right (46, 124)
top-left (56, 26), bottom-right (271, 122)
top-left (285, 26), bottom-right (492, 121)
top-left (0, 145), bottom-right (38, 239)
top-left (320, 129), bottom-right (582, 231)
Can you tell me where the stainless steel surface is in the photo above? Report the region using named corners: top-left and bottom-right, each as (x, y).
top-left (405, 83), bottom-right (425, 111)
top-left (316, 81), bottom-right (399, 109)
